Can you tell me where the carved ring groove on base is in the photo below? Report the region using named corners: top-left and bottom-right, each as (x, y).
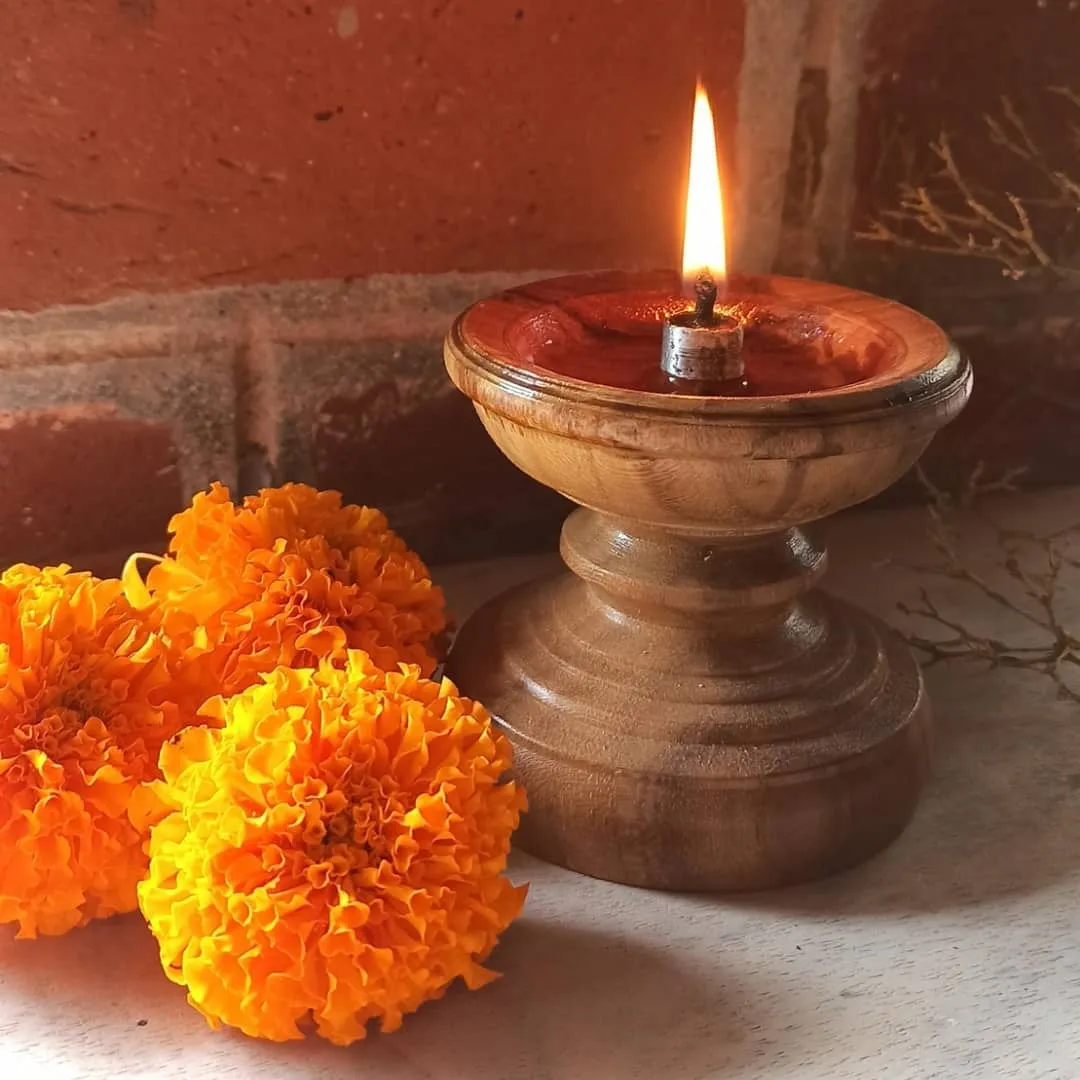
top-left (446, 511), bottom-right (931, 891)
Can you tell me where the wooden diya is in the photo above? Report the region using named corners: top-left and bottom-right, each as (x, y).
top-left (443, 269), bottom-right (971, 891)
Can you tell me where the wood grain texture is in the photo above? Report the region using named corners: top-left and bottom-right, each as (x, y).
top-left (444, 271), bottom-right (972, 891)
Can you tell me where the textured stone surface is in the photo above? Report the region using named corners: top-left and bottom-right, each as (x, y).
top-left (0, 0), bottom-right (744, 311)
top-left (1, 492), bottom-right (1078, 1077)
top-left (248, 273), bottom-right (573, 562)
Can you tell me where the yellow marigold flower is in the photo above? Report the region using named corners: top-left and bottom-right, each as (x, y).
top-left (124, 482), bottom-right (447, 705)
top-left (0, 564), bottom-right (182, 938)
top-left (137, 652), bottom-right (527, 1045)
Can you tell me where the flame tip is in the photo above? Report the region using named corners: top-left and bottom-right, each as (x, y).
top-left (681, 84), bottom-right (726, 291)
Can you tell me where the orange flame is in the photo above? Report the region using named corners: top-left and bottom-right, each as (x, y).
top-left (681, 84), bottom-right (727, 294)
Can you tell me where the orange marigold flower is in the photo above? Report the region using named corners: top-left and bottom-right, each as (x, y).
top-left (0, 564), bottom-right (183, 938)
top-left (124, 482), bottom-right (447, 705)
top-left (136, 651), bottom-right (527, 1045)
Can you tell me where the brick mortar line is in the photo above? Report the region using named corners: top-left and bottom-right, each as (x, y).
top-left (234, 312), bottom-right (280, 492)
top-left (0, 270), bottom-right (565, 367)
top-left (0, 319), bottom-right (448, 369)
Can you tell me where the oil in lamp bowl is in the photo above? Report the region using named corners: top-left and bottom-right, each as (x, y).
top-left (443, 269), bottom-right (971, 892)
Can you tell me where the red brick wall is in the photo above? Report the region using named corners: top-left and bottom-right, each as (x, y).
top-left (0, 0), bottom-right (744, 311)
top-left (14, 0), bottom-right (1074, 574)
top-left (0, 274), bottom-right (561, 574)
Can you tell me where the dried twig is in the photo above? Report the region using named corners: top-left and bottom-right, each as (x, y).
top-left (860, 90), bottom-right (1080, 283)
top-left (897, 467), bottom-right (1080, 703)
top-left (864, 93), bottom-right (1080, 698)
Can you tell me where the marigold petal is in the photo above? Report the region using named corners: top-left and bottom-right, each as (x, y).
top-left (121, 553), bottom-right (160, 611)
top-left (0, 563), bottom-right (192, 937)
top-left (138, 653), bottom-right (526, 1045)
top-left (130, 482), bottom-right (448, 705)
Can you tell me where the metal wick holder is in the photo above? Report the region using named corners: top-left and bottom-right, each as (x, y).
top-left (660, 274), bottom-right (744, 384)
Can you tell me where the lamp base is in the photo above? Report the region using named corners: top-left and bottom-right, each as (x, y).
top-left (445, 510), bottom-right (930, 892)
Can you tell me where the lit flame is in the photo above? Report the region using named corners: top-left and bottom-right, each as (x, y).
top-left (681, 83), bottom-right (726, 294)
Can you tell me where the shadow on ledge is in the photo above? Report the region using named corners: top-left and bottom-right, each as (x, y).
top-left (0, 895), bottom-right (841, 1077)
top-left (269, 919), bottom-right (840, 1077)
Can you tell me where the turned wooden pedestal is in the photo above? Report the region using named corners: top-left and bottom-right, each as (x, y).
top-left (449, 516), bottom-right (927, 889)
top-left (444, 271), bottom-right (972, 891)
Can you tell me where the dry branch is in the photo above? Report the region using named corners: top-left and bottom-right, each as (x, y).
top-left (897, 468), bottom-right (1080, 703)
top-left (860, 91), bottom-right (1080, 282)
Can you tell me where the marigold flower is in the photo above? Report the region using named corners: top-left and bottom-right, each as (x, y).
top-left (124, 483), bottom-right (447, 705)
top-left (136, 652), bottom-right (526, 1044)
top-left (0, 564), bottom-right (183, 938)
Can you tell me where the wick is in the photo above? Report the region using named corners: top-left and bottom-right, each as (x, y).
top-left (693, 271), bottom-right (717, 325)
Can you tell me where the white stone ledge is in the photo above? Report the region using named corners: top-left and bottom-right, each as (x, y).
top-left (2, 493), bottom-right (1078, 1079)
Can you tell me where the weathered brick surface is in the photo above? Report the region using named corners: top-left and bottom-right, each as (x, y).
top-left (0, 273), bottom-right (566, 572)
top-left (2, 265), bottom-right (1077, 574)
top-left (258, 274), bottom-right (574, 562)
top-left (312, 379), bottom-right (568, 564)
top-left (0, 0), bottom-right (744, 311)
top-left (0, 297), bottom-right (239, 574)
top-left (0, 407), bottom-right (181, 576)
top-left (1, 0), bottom-right (1076, 571)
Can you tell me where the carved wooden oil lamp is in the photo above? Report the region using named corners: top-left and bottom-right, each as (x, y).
top-left (443, 87), bottom-right (972, 891)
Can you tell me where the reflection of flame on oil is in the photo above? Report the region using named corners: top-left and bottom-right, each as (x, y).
top-left (681, 84), bottom-right (726, 296)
